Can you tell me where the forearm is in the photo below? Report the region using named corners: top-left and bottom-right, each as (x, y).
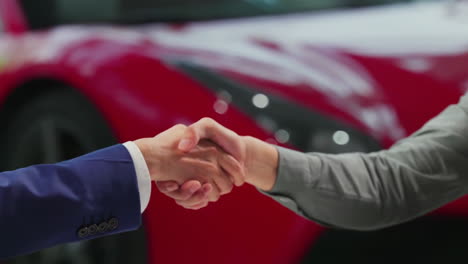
top-left (253, 94), bottom-right (468, 230)
top-left (268, 146), bottom-right (468, 230)
top-left (0, 145), bottom-right (142, 259)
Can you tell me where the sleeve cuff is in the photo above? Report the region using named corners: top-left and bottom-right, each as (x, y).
top-left (268, 146), bottom-right (315, 195)
top-left (123, 141), bottom-right (152, 213)
top-left (256, 146), bottom-right (312, 219)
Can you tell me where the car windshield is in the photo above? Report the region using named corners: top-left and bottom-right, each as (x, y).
top-left (21, 0), bottom-right (426, 29)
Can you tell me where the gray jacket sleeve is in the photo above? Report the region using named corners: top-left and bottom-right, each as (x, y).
top-left (264, 93), bottom-right (468, 231)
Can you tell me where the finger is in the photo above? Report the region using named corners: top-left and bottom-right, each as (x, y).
top-left (177, 158), bottom-right (222, 202)
top-left (176, 184), bottom-right (212, 208)
top-left (187, 201), bottom-right (209, 210)
top-left (183, 145), bottom-right (218, 163)
top-left (211, 168), bottom-right (234, 195)
top-left (179, 157), bottom-right (214, 183)
top-left (177, 184), bottom-right (211, 207)
top-left (220, 154), bottom-right (245, 187)
top-left (178, 124), bottom-right (199, 152)
top-left (156, 181), bottom-right (179, 192)
top-left (178, 118), bottom-right (244, 161)
top-left (157, 180), bottom-right (202, 201)
top-left (182, 146), bottom-right (235, 195)
top-left (182, 146), bottom-right (232, 194)
top-left (206, 180), bottom-right (221, 202)
top-left (178, 194), bottom-right (209, 209)
top-left (179, 181), bottom-right (204, 200)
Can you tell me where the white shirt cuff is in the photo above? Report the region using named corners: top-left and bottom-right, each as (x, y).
top-left (123, 141), bottom-right (152, 213)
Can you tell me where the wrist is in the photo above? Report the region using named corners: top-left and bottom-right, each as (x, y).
top-left (242, 136), bottom-right (278, 191)
top-left (134, 138), bottom-right (161, 181)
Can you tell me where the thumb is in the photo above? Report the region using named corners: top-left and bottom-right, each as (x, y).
top-left (178, 125), bottom-right (199, 152)
top-left (177, 118), bottom-right (244, 161)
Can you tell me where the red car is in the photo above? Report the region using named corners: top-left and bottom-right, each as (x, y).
top-left (1, 0), bottom-right (468, 263)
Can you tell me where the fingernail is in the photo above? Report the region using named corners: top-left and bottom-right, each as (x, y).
top-left (178, 139), bottom-right (193, 151)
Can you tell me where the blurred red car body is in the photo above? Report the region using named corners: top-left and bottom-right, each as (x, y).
top-left (1, 0), bottom-right (468, 263)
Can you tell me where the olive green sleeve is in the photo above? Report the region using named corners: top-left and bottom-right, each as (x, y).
top-left (264, 93), bottom-right (468, 231)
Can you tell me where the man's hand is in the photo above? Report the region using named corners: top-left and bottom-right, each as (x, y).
top-left (178, 118), bottom-right (247, 186)
top-left (157, 118), bottom-right (279, 209)
top-left (134, 124), bottom-right (240, 205)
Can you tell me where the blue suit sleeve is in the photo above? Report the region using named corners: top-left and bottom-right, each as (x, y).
top-left (0, 144), bottom-right (142, 259)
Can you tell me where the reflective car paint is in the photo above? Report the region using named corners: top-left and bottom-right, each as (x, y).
top-left (0, 25), bottom-right (323, 264)
top-left (0, 0), bottom-right (468, 263)
top-left (0, 0), bottom-right (27, 33)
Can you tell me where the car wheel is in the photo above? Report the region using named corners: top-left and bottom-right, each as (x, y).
top-left (0, 88), bottom-right (147, 264)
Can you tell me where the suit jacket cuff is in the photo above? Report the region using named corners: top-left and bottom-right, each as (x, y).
top-left (123, 142), bottom-right (152, 213)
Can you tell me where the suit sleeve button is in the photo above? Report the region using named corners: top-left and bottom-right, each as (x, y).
top-left (77, 227), bottom-right (89, 238)
top-left (108, 218), bottom-right (119, 231)
top-left (88, 224), bottom-right (98, 235)
top-left (98, 222), bottom-right (109, 233)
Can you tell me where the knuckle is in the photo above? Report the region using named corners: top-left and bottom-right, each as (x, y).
top-left (210, 194), bottom-right (220, 202)
top-left (179, 200), bottom-right (197, 208)
top-left (226, 184), bottom-right (234, 193)
top-left (173, 124), bottom-right (187, 130)
top-left (223, 187), bottom-right (233, 195)
top-left (219, 180), bottom-right (233, 195)
top-left (200, 117), bottom-right (216, 129)
top-left (234, 177), bottom-right (244, 187)
top-left (192, 203), bottom-right (206, 210)
top-left (200, 117), bottom-right (214, 124)
top-left (176, 200), bottom-right (187, 207)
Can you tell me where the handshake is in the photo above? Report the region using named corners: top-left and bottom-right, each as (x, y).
top-left (134, 118), bottom-right (279, 209)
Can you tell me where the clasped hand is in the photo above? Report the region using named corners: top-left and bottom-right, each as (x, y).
top-left (135, 118), bottom-right (278, 210)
